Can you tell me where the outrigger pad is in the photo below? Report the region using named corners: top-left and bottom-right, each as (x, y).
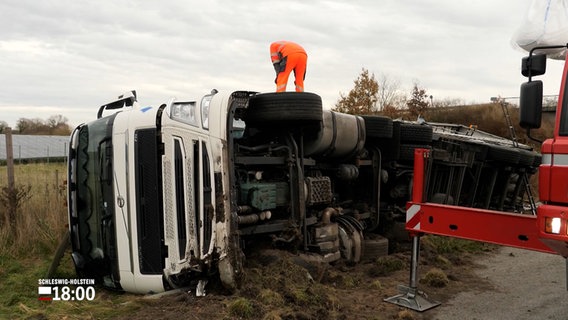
top-left (384, 285), bottom-right (441, 312)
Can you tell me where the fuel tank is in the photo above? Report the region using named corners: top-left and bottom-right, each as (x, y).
top-left (304, 110), bottom-right (366, 158)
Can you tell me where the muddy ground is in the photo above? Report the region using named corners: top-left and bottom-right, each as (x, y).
top-left (109, 236), bottom-right (498, 320)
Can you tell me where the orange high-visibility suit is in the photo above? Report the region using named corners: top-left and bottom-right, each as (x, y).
top-left (270, 41), bottom-right (307, 92)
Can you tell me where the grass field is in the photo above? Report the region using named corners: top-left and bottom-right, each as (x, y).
top-left (0, 162), bottom-right (68, 257)
top-left (0, 162), bottom-right (145, 319)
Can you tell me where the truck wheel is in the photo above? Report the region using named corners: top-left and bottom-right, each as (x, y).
top-left (361, 115), bottom-right (393, 138)
top-left (245, 92), bottom-right (323, 127)
top-left (374, 121), bottom-right (402, 161)
top-left (486, 144), bottom-right (520, 164)
top-left (399, 123), bottom-right (433, 144)
top-left (518, 149), bottom-right (536, 167)
top-left (532, 154), bottom-right (542, 167)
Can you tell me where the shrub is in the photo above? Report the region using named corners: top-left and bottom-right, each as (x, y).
top-left (368, 256), bottom-right (405, 277)
top-left (421, 268), bottom-right (449, 288)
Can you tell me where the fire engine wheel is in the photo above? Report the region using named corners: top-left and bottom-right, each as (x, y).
top-left (245, 92), bottom-right (323, 127)
top-left (361, 115), bottom-right (393, 138)
top-left (399, 123), bottom-right (433, 144)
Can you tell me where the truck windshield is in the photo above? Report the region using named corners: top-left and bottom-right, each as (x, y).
top-left (71, 114), bottom-right (117, 281)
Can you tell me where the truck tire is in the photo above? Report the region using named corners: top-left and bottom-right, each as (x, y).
top-left (528, 154), bottom-right (542, 174)
top-left (361, 115), bottom-right (393, 138)
top-left (486, 144), bottom-right (520, 164)
top-left (533, 154), bottom-right (542, 167)
top-left (369, 120), bottom-right (401, 161)
top-left (399, 144), bottom-right (432, 162)
top-left (245, 92), bottom-right (323, 127)
top-left (399, 123), bottom-right (433, 144)
top-left (518, 149), bottom-right (536, 167)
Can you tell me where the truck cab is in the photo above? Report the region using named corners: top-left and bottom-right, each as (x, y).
top-left (68, 90), bottom-right (247, 293)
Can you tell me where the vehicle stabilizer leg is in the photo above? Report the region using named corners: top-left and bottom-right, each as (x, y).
top-left (384, 235), bottom-right (440, 312)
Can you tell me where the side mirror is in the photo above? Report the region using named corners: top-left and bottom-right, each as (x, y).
top-left (519, 80), bottom-right (543, 129)
top-left (521, 54), bottom-right (547, 77)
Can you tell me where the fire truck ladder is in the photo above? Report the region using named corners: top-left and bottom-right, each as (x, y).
top-left (499, 99), bottom-right (537, 215)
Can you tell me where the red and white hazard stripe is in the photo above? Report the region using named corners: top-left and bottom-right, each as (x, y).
top-left (406, 204), bottom-right (422, 231)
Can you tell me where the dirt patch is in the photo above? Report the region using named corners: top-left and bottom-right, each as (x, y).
top-left (113, 237), bottom-right (496, 320)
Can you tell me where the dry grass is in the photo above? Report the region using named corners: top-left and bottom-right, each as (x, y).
top-left (425, 103), bottom-right (554, 151)
top-left (227, 297), bottom-right (255, 319)
top-left (0, 161), bottom-right (68, 257)
top-left (421, 268), bottom-right (450, 288)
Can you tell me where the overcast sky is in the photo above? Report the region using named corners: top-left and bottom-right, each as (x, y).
top-left (0, 0), bottom-right (565, 129)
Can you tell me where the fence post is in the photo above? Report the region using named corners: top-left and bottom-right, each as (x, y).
top-left (5, 127), bottom-right (17, 234)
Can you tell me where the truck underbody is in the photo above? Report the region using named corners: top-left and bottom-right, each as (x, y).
top-left (67, 90), bottom-right (541, 294)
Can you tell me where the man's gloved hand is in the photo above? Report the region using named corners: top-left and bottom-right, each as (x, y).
top-left (273, 57), bottom-right (287, 74)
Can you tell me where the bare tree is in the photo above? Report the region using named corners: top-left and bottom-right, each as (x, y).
top-left (377, 73), bottom-right (404, 111)
top-left (432, 97), bottom-right (465, 109)
top-left (16, 118), bottom-right (32, 133)
top-left (47, 115), bottom-right (71, 135)
top-left (15, 115), bottom-right (71, 135)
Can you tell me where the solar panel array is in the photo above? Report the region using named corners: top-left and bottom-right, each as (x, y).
top-left (0, 134), bottom-right (69, 160)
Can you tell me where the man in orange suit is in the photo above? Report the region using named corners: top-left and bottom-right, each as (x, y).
top-left (270, 41), bottom-right (307, 92)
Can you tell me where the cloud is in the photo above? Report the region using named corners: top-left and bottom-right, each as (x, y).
top-left (0, 0), bottom-right (561, 129)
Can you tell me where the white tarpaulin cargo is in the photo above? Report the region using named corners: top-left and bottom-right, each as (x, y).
top-left (513, 0), bottom-right (568, 59)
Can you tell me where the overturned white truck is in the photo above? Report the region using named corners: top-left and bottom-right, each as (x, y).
top-left (67, 90), bottom-right (539, 293)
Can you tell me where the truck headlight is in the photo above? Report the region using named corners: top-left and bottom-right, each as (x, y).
top-left (545, 217), bottom-right (562, 234)
top-left (200, 94), bottom-right (213, 130)
top-left (170, 102), bottom-right (198, 126)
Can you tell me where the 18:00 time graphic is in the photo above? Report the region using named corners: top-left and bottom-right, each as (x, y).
top-left (38, 279), bottom-right (96, 301)
top-left (56, 286), bottom-right (95, 301)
